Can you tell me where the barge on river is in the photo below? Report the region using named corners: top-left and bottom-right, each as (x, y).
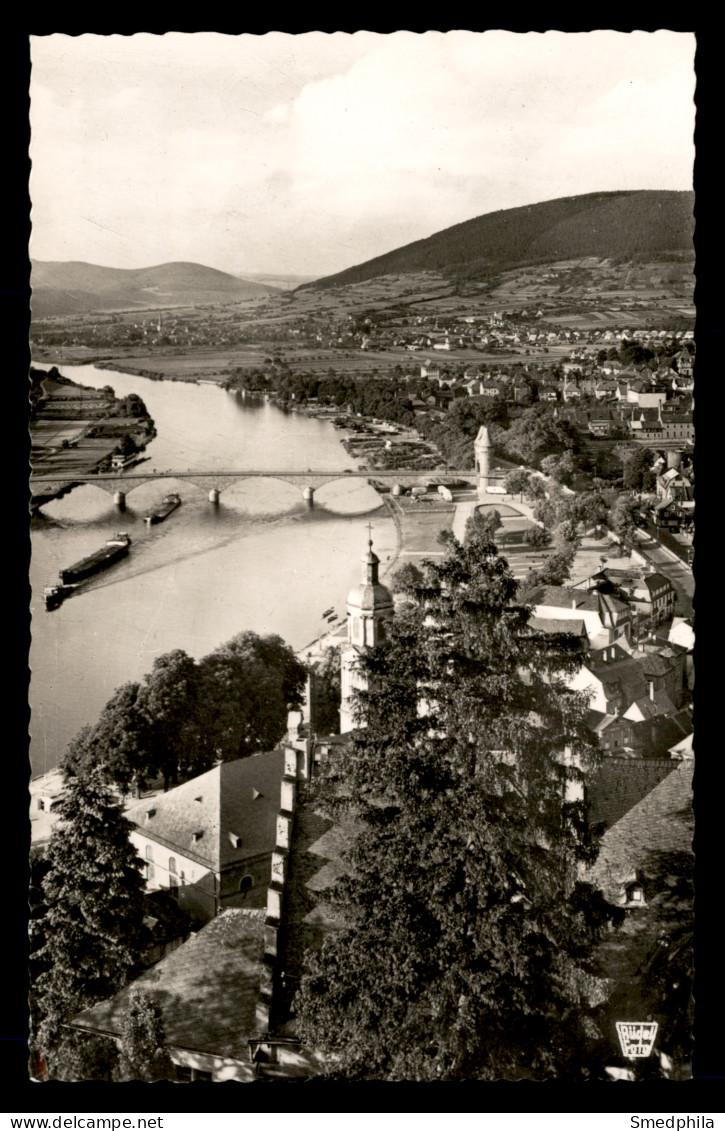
top-left (144, 493), bottom-right (181, 525)
top-left (59, 532), bottom-right (132, 585)
top-left (46, 532), bottom-right (132, 610)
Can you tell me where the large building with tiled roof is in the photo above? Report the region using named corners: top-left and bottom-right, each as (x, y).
top-left (586, 759), bottom-right (693, 907)
top-left (72, 908), bottom-right (270, 1082)
top-left (127, 750), bottom-right (286, 924)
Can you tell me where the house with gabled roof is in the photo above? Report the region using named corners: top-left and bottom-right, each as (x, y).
top-left (127, 750), bottom-right (286, 925)
top-left (71, 908), bottom-right (273, 1082)
top-left (567, 642), bottom-right (686, 719)
top-left (525, 585), bottom-right (632, 647)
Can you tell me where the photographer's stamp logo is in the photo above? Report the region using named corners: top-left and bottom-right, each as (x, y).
top-left (616, 1021), bottom-right (658, 1058)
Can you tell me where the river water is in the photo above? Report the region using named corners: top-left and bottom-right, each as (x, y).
top-left (29, 364), bottom-right (397, 778)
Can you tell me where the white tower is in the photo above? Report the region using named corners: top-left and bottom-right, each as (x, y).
top-left (340, 539), bottom-right (394, 734)
top-left (474, 424), bottom-right (491, 497)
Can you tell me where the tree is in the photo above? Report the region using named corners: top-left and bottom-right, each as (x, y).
top-left (313, 646), bottom-right (342, 735)
top-left (466, 508), bottom-right (502, 540)
top-left (504, 469), bottom-right (530, 501)
top-left (500, 406), bottom-right (578, 467)
top-left (623, 447), bottom-right (657, 492)
top-left (610, 495), bottom-right (645, 551)
top-left (540, 451), bottom-right (576, 487)
top-left (116, 989), bottom-right (175, 1082)
top-left (524, 524), bottom-right (551, 549)
top-left (62, 684), bottom-right (153, 795)
top-left (197, 632), bottom-right (307, 760)
top-left (526, 476), bottom-right (548, 503)
top-left (294, 528), bottom-right (618, 1081)
top-left (33, 767), bottom-right (150, 1080)
top-left (552, 519), bottom-right (581, 553)
top-left (572, 491), bottom-right (609, 531)
top-left (138, 650), bottom-right (210, 788)
top-left (391, 561), bottom-right (424, 598)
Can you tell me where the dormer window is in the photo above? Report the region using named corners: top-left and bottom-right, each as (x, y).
top-left (192, 830), bottom-right (204, 844)
top-left (252, 788), bottom-right (262, 801)
top-left (624, 879), bottom-right (646, 906)
top-left (145, 808), bottom-right (156, 823)
top-left (229, 832), bottom-right (242, 849)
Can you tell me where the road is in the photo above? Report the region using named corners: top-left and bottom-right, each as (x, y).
top-left (635, 533), bottom-right (694, 618)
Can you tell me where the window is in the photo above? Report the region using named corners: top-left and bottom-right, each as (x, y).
top-left (37, 799), bottom-right (45, 811)
top-left (145, 845), bottom-right (153, 860)
top-left (239, 875), bottom-right (253, 898)
top-left (169, 857), bottom-right (177, 875)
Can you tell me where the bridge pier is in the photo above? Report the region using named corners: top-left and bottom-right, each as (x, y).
top-left (208, 488), bottom-right (220, 505)
top-left (113, 491), bottom-right (126, 512)
top-left (302, 486), bottom-right (315, 507)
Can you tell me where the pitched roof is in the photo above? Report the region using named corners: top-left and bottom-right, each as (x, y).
top-left (642, 572), bottom-right (674, 592)
top-left (528, 616), bottom-right (587, 637)
top-left (529, 586), bottom-right (628, 617)
top-left (587, 757), bottom-right (680, 830)
top-left (627, 690), bottom-right (678, 720)
top-left (586, 761), bottom-right (693, 904)
top-left (126, 750), bottom-right (285, 871)
top-left (72, 908), bottom-right (266, 1062)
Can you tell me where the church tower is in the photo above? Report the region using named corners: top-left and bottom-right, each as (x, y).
top-left (340, 538), bottom-right (394, 734)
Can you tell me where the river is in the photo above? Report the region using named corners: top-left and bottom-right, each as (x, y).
top-left (29, 364), bottom-right (397, 778)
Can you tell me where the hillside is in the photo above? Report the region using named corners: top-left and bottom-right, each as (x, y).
top-left (31, 260), bottom-right (277, 317)
top-left (301, 190), bottom-right (694, 291)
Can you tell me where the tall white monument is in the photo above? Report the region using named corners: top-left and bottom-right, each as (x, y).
top-left (474, 424), bottom-right (491, 497)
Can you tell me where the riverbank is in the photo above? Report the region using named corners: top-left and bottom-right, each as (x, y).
top-left (30, 366), bottom-right (157, 502)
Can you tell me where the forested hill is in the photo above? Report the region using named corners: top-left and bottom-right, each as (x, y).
top-left (301, 190), bottom-right (695, 290)
top-left (31, 260), bottom-right (277, 317)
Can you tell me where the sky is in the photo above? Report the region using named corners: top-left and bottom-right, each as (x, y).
top-left (29, 31), bottom-right (696, 280)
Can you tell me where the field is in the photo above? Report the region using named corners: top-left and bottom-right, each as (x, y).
top-left (30, 375), bottom-right (154, 484)
top-left (31, 254), bottom-right (693, 389)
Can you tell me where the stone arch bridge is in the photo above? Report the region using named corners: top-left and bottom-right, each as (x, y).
top-left (30, 467), bottom-right (505, 509)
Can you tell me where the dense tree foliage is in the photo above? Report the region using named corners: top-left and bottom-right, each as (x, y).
top-left (32, 768), bottom-right (150, 1080)
top-left (312, 646), bottom-right (342, 735)
top-left (499, 407), bottom-right (579, 468)
top-left (198, 632), bottom-right (307, 760)
top-left (391, 561), bottom-right (425, 599)
top-left (63, 633), bottom-right (307, 791)
top-left (609, 495), bottom-right (646, 551)
top-left (623, 447), bottom-right (657, 492)
top-left (294, 527), bottom-right (618, 1080)
top-left (504, 469), bottom-right (531, 500)
top-left (540, 450), bottom-right (576, 486)
top-left (116, 989), bottom-right (175, 1082)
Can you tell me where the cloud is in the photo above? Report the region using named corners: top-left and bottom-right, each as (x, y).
top-left (29, 31), bottom-right (696, 275)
